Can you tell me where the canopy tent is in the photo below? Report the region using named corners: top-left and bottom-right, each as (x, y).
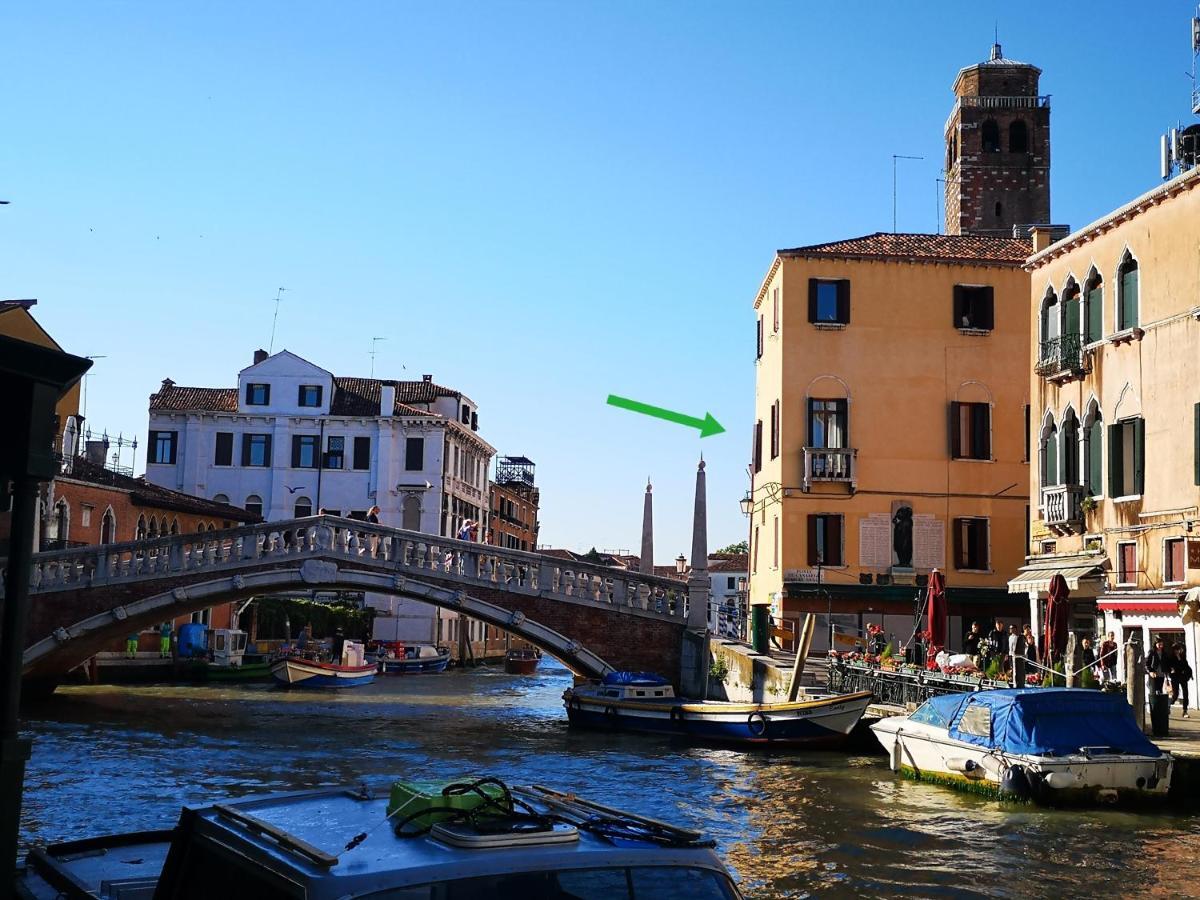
top-left (910, 689), bottom-right (1162, 758)
top-left (1007, 562), bottom-right (1104, 595)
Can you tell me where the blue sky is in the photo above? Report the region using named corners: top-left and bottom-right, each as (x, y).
top-left (4, 2), bottom-right (1195, 558)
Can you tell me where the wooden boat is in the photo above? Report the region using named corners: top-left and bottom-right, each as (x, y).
top-left (870, 688), bottom-right (1173, 805)
top-left (271, 657), bottom-right (376, 688)
top-left (206, 660), bottom-right (272, 682)
top-left (18, 778), bottom-right (741, 898)
top-left (373, 642), bottom-right (451, 674)
top-left (504, 648), bottom-right (541, 675)
top-left (564, 672), bottom-right (873, 747)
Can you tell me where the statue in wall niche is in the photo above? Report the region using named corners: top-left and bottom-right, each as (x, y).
top-left (892, 506), bottom-right (913, 568)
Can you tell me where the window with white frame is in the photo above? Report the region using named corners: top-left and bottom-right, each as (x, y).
top-left (1165, 538), bottom-right (1186, 585)
top-left (1117, 541), bottom-right (1137, 586)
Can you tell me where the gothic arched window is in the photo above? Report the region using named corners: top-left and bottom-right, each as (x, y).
top-left (982, 119), bottom-right (1000, 152)
top-left (1009, 120), bottom-right (1029, 153)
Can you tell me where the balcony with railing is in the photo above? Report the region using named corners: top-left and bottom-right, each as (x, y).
top-left (802, 447), bottom-right (857, 492)
top-left (1035, 333), bottom-right (1089, 380)
top-left (945, 95), bottom-right (1050, 132)
top-left (1042, 484), bottom-right (1084, 530)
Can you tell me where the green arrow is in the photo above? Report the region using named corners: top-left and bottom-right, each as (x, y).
top-left (606, 394), bottom-right (725, 437)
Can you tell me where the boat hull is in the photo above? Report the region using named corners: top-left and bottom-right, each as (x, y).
top-left (870, 717), bottom-right (1172, 805)
top-left (504, 656), bottom-right (540, 675)
top-left (377, 650), bottom-right (451, 674)
top-left (271, 659), bottom-right (376, 688)
top-left (564, 689), bottom-right (873, 747)
top-left (205, 662), bottom-right (272, 682)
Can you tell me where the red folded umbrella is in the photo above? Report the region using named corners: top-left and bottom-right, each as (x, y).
top-left (1043, 573), bottom-right (1070, 664)
top-left (926, 569), bottom-right (947, 650)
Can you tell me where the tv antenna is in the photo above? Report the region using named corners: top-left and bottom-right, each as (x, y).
top-left (893, 155), bottom-right (924, 232)
top-left (268, 287), bottom-right (286, 354)
top-left (81, 355), bottom-right (107, 418)
top-left (369, 336), bottom-right (387, 377)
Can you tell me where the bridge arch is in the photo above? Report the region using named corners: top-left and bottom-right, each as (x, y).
top-left (22, 564), bottom-right (616, 681)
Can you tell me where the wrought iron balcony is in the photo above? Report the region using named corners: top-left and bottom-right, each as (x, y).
top-left (1042, 484), bottom-right (1084, 529)
top-left (1035, 333), bottom-right (1088, 378)
top-left (802, 447), bottom-right (856, 492)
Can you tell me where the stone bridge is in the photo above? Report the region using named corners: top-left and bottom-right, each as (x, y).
top-left (3, 516), bottom-right (697, 685)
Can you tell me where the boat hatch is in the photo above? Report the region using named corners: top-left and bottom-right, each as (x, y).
top-left (431, 821), bottom-right (580, 849)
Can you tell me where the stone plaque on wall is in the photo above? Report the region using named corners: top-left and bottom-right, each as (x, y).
top-left (913, 515), bottom-right (945, 570)
top-left (1189, 540), bottom-right (1200, 569)
top-left (859, 515), bottom-right (891, 569)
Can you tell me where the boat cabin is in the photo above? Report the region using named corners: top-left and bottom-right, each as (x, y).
top-left (208, 628), bottom-right (248, 668)
top-left (592, 672), bottom-right (677, 702)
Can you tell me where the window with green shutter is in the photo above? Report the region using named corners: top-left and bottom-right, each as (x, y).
top-left (1118, 257), bottom-right (1139, 331)
top-left (1087, 417), bottom-right (1103, 495)
top-left (1085, 277), bottom-right (1103, 344)
top-left (1108, 418), bottom-right (1144, 497)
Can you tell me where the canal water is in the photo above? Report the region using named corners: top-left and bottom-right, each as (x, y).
top-left (18, 661), bottom-right (1200, 899)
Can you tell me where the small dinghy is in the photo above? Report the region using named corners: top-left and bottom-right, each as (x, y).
top-left (372, 642), bottom-right (452, 674)
top-left (564, 672), bottom-right (872, 747)
top-left (870, 688), bottom-right (1173, 805)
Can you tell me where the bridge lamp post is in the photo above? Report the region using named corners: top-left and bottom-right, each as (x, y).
top-left (0, 335), bottom-right (91, 891)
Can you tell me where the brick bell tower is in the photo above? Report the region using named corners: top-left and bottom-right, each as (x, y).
top-left (945, 42), bottom-right (1050, 236)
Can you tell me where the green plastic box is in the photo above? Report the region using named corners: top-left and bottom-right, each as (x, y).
top-left (387, 779), bottom-right (507, 832)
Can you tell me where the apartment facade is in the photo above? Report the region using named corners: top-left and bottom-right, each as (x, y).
top-left (144, 349), bottom-right (495, 644)
top-left (1012, 166), bottom-right (1200, 699)
top-left (488, 456), bottom-right (540, 551)
top-left (749, 232), bottom-right (1032, 652)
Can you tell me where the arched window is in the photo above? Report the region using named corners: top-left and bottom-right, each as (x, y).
top-left (1062, 277), bottom-right (1080, 341)
top-left (213, 493), bottom-right (230, 505)
top-left (402, 496), bottom-right (421, 531)
top-left (170, 518), bottom-right (179, 535)
top-left (1083, 402), bottom-right (1103, 497)
top-left (1040, 415), bottom-right (1059, 491)
top-left (245, 495), bottom-right (263, 517)
top-left (100, 508), bottom-right (115, 544)
top-left (136, 514), bottom-right (147, 540)
top-left (294, 497), bottom-right (313, 518)
top-left (159, 517), bottom-right (169, 536)
top-left (148, 517), bottom-right (159, 538)
top-left (982, 119), bottom-right (1000, 152)
top-left (1117, 253), bottom-right (1139, 331)
top-left (1061, 409), bottom-right (1080, 486)
top-left (1040, 289), bottom-right (1060, 344)
top-left (1084, 271), bottom-right (1104, 345)
top-left (1009, 120), bottom-right (1029, 153)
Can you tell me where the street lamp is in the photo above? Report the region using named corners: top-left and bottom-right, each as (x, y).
top-left (739, 493), bottom-right (753, 516)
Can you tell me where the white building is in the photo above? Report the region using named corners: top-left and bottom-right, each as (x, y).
top-left (708, 553), bottom-right (748, 638)
top-left (144, 349), bottom-right (495, 643)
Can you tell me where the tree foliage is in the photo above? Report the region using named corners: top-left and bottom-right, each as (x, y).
top-left (717, 540), bottom-right (748, 555)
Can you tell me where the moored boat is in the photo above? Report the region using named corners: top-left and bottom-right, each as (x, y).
top-left (504, 647), bottom-right (541, 675)
top-left (870, 688), bottom-right (1173, 805)
top-left (272, 640), bottom-right (376, 688)
top-left (17, 777), bottom-right (743, 898)
top-left (564, 672), bottom-right (873, 747)
top-left (373, 642), bottom-right (452, 674)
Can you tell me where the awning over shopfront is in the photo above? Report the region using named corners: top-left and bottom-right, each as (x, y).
top-left (1007, 560), bottom-right (1105, 595)
top-left (1097, 590), bottom-right (1183, 615)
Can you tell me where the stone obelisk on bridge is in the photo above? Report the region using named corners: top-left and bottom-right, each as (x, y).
top-left (679, 458), bottom-right (711, 699)
top-left (639, 480), bottom-right (654, 575)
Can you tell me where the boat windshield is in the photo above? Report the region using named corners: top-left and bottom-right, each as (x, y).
top-left (358, 865), bottom-right (739, 899)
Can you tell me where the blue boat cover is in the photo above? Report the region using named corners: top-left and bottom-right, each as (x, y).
top-left (602, 671), bottom-right (670, 686)
top-left (909, 688), bottom-right (1161, 758)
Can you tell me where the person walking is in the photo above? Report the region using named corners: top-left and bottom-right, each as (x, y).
top-left (1147, 636), bottom-right (1169, 696)
top-left (1098, 631), bottom-right (1119, 684)
top-left (1169, 643), bottom-right (1193, 717)
top-left (159, 621), bottom-right (173, 659)
top-left (1080, 637), bottom-right (1096, 680)
top-left (366, 506), bottom-right (380, 524)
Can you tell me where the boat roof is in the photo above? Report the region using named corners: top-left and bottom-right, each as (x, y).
top-left (912, 688), bottom-right (1162, 758)
top-left (177, 785), bottom-right (725, 895)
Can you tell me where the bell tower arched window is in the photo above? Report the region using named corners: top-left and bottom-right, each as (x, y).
top-left (1009, 120), bottom-right (1029, 153)
top-left (982, 119), bottom-right (1000, 152)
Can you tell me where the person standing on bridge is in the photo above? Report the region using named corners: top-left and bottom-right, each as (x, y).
top-left (126, 631), bottom-right (139, 659)
top-left (367, 506), bottom-right (380, 524)
top-left (159, 621), bottom-right (172, 659)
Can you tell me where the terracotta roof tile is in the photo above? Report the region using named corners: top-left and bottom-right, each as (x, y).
top-left (149, 378), bottom-right (455, 416)
top-left (780, 232), bottom-right (1030, 265)
top-left (149, 385), bottom-right (238, 412)
top-left (62, 458), bottom-right (260, 522)
top-left (709, 554), bottom-right (748, 572)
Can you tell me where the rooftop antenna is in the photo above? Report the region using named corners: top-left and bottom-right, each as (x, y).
top-left (268, 287), bottom-right (286, 354)
top-left (892, 155), bottom-right (924, 232)
top-left (1158, 6), bottom-right (1200, 180)
top-left (369, 337), bottom-right (387, 377)
top-left (81, 355), bottom-right (107, 419)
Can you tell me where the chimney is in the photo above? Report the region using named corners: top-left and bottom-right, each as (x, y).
top-left (253, 349), bottom-right (268, 365)
top-left (380, 383), bottom-right (396, 417)
top-left (1030, 226), bottom-right (1054, 253)
top-left (160, 378), bottom-right (175, 390)
top-left (422, 374), bottom-right (433, 383)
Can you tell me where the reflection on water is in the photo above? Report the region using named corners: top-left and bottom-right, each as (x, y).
top-left (19, 661), bottom-right (1200, 899)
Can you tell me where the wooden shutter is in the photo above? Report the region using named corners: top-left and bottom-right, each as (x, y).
top-left (826, 515), bottom-right (842, 566)
top-left (1088, 419), bottom-right (1103, 495)
top-left (948, 402), bottom-right (962, 458)
top-left (808, 279), bottom-right (819, 322)
top-left (835, 399), bottom-right (848, 445)
top-left (836, 280), bottom-right (850, 324)
top-left (215, 432), bottom-right (232, 466)
top-left (1133, 417), bottom-right (1145, 495)
top-left (756, 317), bottom-right (763, 358)
top-left (1087, 285), bottom-right (1103, 343)
top-left (1121, 266), bottom-right (1138, 329)
top-left (807, 516), bottom-right (819, 566)
top-left (263, 435), bottom-right (272, 466)
top-left (773, 289), bottom-right (779, 332)
top-left (1023, 405), bottom-right (1030, 463)
top-left (952, 286), bottom-right (965, 327)
top-left (241, 435), bottom-right (250, 467)
top-left (291, 435), bottom-right (302, 468)
top-left (1108, 423), bottom-right (1123, 497)
top-left (972, 404), bottom-right (991, 460)
top-left (753, 421), bottom-right (763, 471)
top-left (978, 287), bottom-right (995, 330)
top-left (972, 520), bottom-right (988, 569)
top-left (769, 403), bottom-right (778, 459)
top-left (952, 518), bottom-right (964, 569)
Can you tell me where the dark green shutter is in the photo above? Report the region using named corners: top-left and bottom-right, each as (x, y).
top-left (1064, 291), bottom-right (1080, 337)
top-left (1108, 423), bottom-right (1122, 497)
top-left (973, 404), bottom-right (991, 460)
top-left (1133, 418), bottom-right (1145, 495)
top-left (1087, 285), bottom-right (1103, 343)
top-left (756, 317), bottom-right (763, 358)
top-left (836, 280), bottom-right (850, 324)
top-left (1045, 429), bottom-right (1058, 487)
top-left (291, 436), bottom-right (302, 468)
top-left (952, 286), bottom-right (965, 327)
top-left (1088, 419), bottom-right (1103, 495)
top-left (354, 436), bottom-right (370, 470)
top-left (949, 402), bottom-right (961, 458)
top-left (808, 279), bottom-right (818, 322)
top-left (1121, 266), bottom-right (1139, 330)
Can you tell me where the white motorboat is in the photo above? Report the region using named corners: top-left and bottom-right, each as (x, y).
top-left (871, 688), bottom-right (1172, 805)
